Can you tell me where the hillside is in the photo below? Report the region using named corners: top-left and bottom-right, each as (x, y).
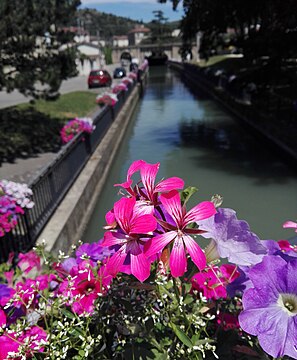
top-left (75, 8), bottom-right (180, 42)
top-left (75, 9), bottom-right (142, 40)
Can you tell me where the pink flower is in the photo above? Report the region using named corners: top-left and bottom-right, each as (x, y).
top-left (0, 309), bottom-right (6, 327)
top-left (283, 220), bottom-right (297, 232)
top-left (19, 326), bottom-right (47, 353)
top-left (128, 72), bottom-right (137, 80)
top-left (145, 190), bottom-right (216, 277)
top-left (102, 196), bottom-right (157, 282)
top-left (96, 93), bottom-right (118, 106)
top-left (191, 264), bottom-right (239, 300)
top-left (59, 261), bottom-right (112, 315)
top-left (60, 118), bottom-right (94, 144)
top-left (115, 160), bottom-right (184, 203)
top-left (17, 251), bottom-right (41, 275)
top-left (14, 274), bottom-right (55, 308)
top-left (217, 312), bottom-right (240, 330)
top-left (0, 333), bottom-right (19, 359)
top-left (112, 83), bottom-right (128, 93)
top-left (278, 239), bottom-right (297, 253)
top-left (3, 271), bottom-right (14, 287)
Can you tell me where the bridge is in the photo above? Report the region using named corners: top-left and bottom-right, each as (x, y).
top-left (111, 42), bottom-right (198, 64)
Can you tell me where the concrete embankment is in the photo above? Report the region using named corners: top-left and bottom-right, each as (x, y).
top-left (169, 61), bottom-right (297, 162)
top-left (37, 77), bottom-right (146, 254)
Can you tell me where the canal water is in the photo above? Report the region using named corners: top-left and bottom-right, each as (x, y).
top-left (83, 66), bottom-right (297, 243)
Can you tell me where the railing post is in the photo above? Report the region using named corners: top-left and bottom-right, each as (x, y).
top-left (84, 133), bottom-right (92, 155)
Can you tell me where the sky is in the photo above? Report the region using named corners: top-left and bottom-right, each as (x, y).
top-left (79, 0), bottom-right (183, 23)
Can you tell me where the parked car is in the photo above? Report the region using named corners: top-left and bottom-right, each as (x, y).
top-left (88, 69), bottom-right (112, 88)
top-left (113, 67), bottom-right (126, 79)
top-left (129, 62), bottom-right (138, 72)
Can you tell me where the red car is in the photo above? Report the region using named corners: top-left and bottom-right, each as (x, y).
top-left (88, 69), bottom-right (112, 88)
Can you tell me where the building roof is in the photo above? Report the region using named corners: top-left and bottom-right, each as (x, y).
top-left (128, 26), bottom-right (150, 34)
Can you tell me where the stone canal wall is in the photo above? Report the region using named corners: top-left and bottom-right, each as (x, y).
top-left (169, 61), bottom-right (297, 162)
top-left (37, 75), bottom-right (147, 254)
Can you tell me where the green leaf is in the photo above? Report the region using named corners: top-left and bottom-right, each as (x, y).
top-left (60, 308), bottom-right (75, 319)
top-left (78, 350), bottom-right (85, 357)
top-left (151, 349), bottom-right (168, 360)
top-left (183, 294), bottom-right (194, 305)
top-left (181, 186), bottom-right (198, 206)
top-left (182, 283), bottom-right (192, 294)
top-left (170, 323), bottom-right (193, 348)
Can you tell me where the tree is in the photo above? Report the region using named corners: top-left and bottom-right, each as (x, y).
top-left (0, 0), bottom-right (81, 99)
top-left (158, 0), bottom-right (297, 64)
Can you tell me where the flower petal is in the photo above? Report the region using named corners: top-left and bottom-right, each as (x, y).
top-left (170, 237), bottom-right (187, 277)
top-left (105, 250), bottom-right (126, 277)
top-left (114, 197), bottom-right (135, 233)
top-left (183, 201), bottom-right (216, 226)
top-left (154, 177), bottom-right (184, 193)
top-left (130, 252), bottom-right (151, 282)
top-left (144, 231), bottom-right (175, 258)
top-left (114, 160), bottom-right (144, 189)
top-left (160, 190), bottom-right (183, 226)
top-left (130, 214), bottom-right (157, 234)
top-left (140, 162), bottom-right (159, 199)
top-left (283, 220), bottom-right (297, 231)
top-left (105, 210), bottom-right (115, 226)
top-left (239, 306), bottom-right (290, 358)
top-left (183, 234), bottom-right (206, 270)
top-left (102, 231), bottom-right (127, 247)
top-left (0, 309), bottom-right (6, 327)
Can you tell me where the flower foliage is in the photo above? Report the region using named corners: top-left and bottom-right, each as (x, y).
top-left (0, 160), bottom-right (297, 359)
top-left (60, 117), bottom-right (94, 144)
top-left (95, 92), bottom-right (118, 107)
top-left (0, 180), bottom-right (34, 237)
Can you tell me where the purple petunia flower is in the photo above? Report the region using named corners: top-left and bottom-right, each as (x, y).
top-left (197, 208), bottom-right (267, 266)
top-left (0, 284), bottom-right (14, 306)
top-left (239, 255), bottom-right (297, 359)
top-left (226, 265), bottom-right (253, 297)
top-left (76, 239), bottom-right (115, 264)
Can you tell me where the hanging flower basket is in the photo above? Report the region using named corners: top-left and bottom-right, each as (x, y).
top-left (60, 118), bottom-right (94, 144)
top-left (95, 92), bottom-right (118, 107)
top-left (0, 180), bottom-right (34, 237)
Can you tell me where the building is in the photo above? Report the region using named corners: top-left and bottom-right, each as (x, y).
top-left (128, 25), bottom-right (150, 46)
top-left (76, 43), bottom-right (105, 76)
top-left (113, 35), bottom-right (129, 48)
top-left (171, 29), bottom-right (181, 38)
top-left (62, 26), bottom-right (90, 43)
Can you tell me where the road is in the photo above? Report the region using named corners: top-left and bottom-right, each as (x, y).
top-left (0, 64), bottom-right (120, 109)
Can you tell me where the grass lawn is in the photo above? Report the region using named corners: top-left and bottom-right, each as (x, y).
top-left (18, 91), bottom-right (98, 120)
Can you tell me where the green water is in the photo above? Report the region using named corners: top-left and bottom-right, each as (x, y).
top-left (83, 66), bottom-right (297, 243)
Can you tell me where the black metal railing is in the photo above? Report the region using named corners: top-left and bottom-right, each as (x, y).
top-left (0, 77), bottom-right (140, 262)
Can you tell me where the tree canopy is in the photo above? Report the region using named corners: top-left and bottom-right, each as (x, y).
top-left (0, 0), bottom-right (81, 98)
top-left (158, 0), bottom-right (297, 63)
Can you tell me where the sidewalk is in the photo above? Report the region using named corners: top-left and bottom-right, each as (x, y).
top-left (0, 153), bottom-right (57, 184)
